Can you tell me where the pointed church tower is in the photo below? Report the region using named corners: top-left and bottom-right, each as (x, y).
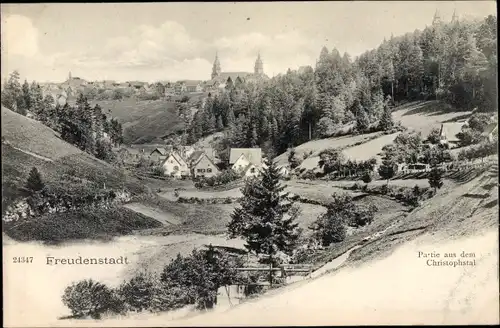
top-left (254, 51), bottom-right (264, 75)
top-left (211, 52), bottom-right (221, 80)
top-left (432, 9), bottom-right (442, 26)
top-left (451, 9), bottom-right (458, 24)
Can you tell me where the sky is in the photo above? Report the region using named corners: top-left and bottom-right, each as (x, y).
top-left (1, 2), bottom-right (496, 83)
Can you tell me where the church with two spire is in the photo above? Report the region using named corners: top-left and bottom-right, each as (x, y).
top-left (209, 52), bottom-right (269, 87)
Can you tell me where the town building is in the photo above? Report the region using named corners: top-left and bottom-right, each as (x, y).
top-left (482, 122), bottom-right (498, 142)
top-left (149, 147), bottom-right (172, 162)
top-left (161, 151), bottom-right (190, 178)
top-left (439, 123), bottom-right (465, 148)
top-left (230, 148), bottom-right (263, 177)
top-left (189, 151), bottom-right (220, 178)
top-left (209, 52), bottom-right (269, 88)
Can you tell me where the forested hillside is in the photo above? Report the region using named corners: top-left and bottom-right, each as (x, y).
top-left (186, 15), bottom-right (497, 159)
top-left (1, 77), bottom-right (124, 162)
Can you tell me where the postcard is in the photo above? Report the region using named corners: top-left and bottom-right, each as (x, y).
top-left (2, 1), bottom-right (498, 326)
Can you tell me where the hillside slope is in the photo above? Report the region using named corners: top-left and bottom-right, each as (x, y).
top-left (94, 94), bottom-right (207, 144)
top-left (1, 106), bottom-right (146, 195)
top-left (166, 170), bottom-right (499, 325)
top-left (276, 100), bottom-right (472, 170)
top-left (1, 106), bottom-right (158, 242)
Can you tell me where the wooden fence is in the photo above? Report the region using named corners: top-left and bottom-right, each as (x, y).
top-left (233, 264), bottom-right (314, 287)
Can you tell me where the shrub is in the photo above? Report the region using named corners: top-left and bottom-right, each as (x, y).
top-left (288, 148), bottom-right (303, 169)
top-left (118, 272), bottom-right (155, 312)
top-left (62, 279), bottom-right (123, 319)
top-left (301, 170), bottom-right (317, 180)
top-left (361, 170), bottom-right (373, 184)
top-left (25, 167), bottom-right (45, 194)
top-left (151, 166), bottom-right (164, 177)
top-left (160, 246), bottom-right (241, 310)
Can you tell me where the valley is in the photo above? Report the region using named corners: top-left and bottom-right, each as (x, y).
top-left (1, 4), bottom-right (498, 325)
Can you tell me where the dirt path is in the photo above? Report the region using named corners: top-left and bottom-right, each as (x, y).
top-left (9, 145), bottom-right (54, 162)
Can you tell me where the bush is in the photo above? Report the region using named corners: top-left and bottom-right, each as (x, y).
top-left (62, 279), bottom-right (123, 319)
top-left (160, 246), bottom-right (241, 310)
top-left (118, 272), bottom-right (156, 312)
top-left (25, 167), bottom-right (45, 194)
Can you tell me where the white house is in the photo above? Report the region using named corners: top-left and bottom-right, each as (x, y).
top-left (161, 151), bottom-right (190, 178)
top-left (230, 148), bottom-right (262, 175)
top-left (277, 165), bottom-right (290, 178)
top-left (439, 123), bottom-right (465, 148)
top-left (190, 151), bottom-right (220, 178)
top-left (482, 122), bottom-right (498, 142)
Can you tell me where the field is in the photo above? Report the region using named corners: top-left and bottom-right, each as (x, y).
top-left (94, 99), bottom-right (183, 144)
top-left (272, 100), bottom-right (474, 172)
top-left (392, 100), bottom-right (472, 136)
top-left (1, 106), bottom-right (81, 160)
top-left (94, 94), bottom-right (208, 144)
top-left (1, 106), bottom-right (155, 242)
top-left (275, 132), bottom-right (381, 167)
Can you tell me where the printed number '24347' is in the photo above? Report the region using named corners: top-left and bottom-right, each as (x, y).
top-left (13, 257), bottom-right (34, 263)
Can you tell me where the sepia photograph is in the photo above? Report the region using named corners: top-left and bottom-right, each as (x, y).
top-left (1, 1), bottom-right (498, 326)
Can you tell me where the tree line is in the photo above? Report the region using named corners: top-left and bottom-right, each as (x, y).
top-left (185, 15), bottom-right (496, 159)
top-left (1, 74), bottom-right (123, 162)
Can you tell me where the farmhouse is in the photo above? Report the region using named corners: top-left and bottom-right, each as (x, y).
top-left (439, 123), bottom-right (465, 148)
top-left (230, 148), bottom-right (263, 176)
top-left (481, 122), bottom-right (498, 142)
top-left (161, 151), bottom-right (190, 178)
top-left (189, 151), bottom-right (220, 178)
top-left (149, 147), bottom-right (172, 162)
top-left (277, 165), bottom-right (290, 177)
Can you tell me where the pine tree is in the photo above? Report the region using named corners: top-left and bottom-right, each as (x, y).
top-left (355, 105), bottom-right (370, 132)
top-left (428, 157), bottom-right (444, 193)
top-left (216, 115), bottom-right (224, 131)
top-left (228, 158), bottom-right (301, 265)
top-left (25, 167), bottom-right (44, 193)
top-left (378, 145), bottom-right (397, 186)
top-left (21, 80), bottom-right (31, 113)
top-left (378, 101), bottom-right (394, 131)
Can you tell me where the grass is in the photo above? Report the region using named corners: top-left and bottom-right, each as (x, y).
top-left (342, 132), bottom-right (400, 162)
top-left (1, 106), bottom-right (81, 160)
top-left (3, 206), bottom-right (162, 244)
top-left (274, 100), bottom-right (472, 172)
top-left (347, 168), bottom-right (498, 266)
top-left (392, 100), bottom-right (472, 137)
top-left (1, 106), bottom-right (156, 242)
top-left (94, 95), bottom-right (207, 144)
top-left (275, 132), bottom-right (380, 168)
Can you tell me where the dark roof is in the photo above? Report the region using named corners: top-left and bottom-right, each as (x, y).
top-left (150, 146), bottom-right (173, 156)
top-left (482, 122), bottom-right (498, 136)
top-left (188, 150), bottom-right (204, 164)
top-left (230, 148), bottom-right (262, 166)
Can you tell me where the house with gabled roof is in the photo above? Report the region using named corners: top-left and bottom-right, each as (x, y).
top-left (230, 148), bottom-right (263, 176)
top-left (190, 151), bottom-right (220, 178)
top-left (161, 151), bottom-right (190, 178)
top-left (439, 123), bottom-right (465, 148)
top-left (149, 146), bottom-right (172, 162)
top-left (481, 122), bottom-right (498, 142)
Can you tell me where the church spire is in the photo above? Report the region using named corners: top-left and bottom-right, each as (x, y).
top-left (432, 9), bottom-right (442, 26)
top-left (211, 51), bottom-right (221, 80)
top-left (254, 51), bottom-right (264, 75)
top-left (451, 9), bottom-right (458, 23)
